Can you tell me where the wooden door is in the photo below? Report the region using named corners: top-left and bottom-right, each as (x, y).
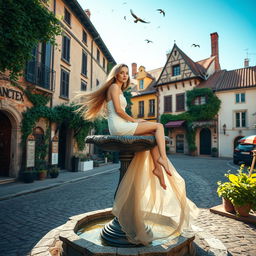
top-left (0, 112), bottom-right (11, 176)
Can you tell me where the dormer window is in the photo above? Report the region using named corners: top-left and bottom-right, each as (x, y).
top-left (172, 64), bottom-right (180, 76)
top-left (139, 80), bottom-right (144, 89)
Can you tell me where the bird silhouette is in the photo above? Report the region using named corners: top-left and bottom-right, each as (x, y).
top-left (124, 16), bottom-right (126, 20)
top-left (130, 9), bottom-right (150, 23)
top-left (191, 44), bottom-right (200, 47)
top-left (157, 9), bottom-right (165, 16)
top-left (145, 39), bottom-right (153, 43)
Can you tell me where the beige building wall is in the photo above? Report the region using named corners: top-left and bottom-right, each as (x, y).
top-left (217, 88), bottom-right (256, 157)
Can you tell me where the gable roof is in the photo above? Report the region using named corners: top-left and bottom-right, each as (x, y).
top-left (156, 44), bottom-right (211, 86)
top-left (198, 66), bottom-right (256, 91)
top-left (131, 79), bottom-right (157, 98)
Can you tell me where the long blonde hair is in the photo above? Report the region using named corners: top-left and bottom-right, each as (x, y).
top-left (76, 64), bottom-right (130, 121)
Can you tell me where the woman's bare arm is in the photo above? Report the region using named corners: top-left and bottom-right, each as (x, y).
top-left (109, 84), bottom-right (137, 122)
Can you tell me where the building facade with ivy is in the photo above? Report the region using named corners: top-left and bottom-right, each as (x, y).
top-left (0, 0), bottom-right (116, 178)
top-left (156, 33), bottom-right (221, 155)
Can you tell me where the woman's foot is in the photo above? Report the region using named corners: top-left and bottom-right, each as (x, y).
top-left (153, 168), bottom-right (166, 190)
top-left (157, 157), bottom-right (172, 176)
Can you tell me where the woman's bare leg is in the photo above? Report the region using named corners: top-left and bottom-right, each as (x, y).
top-left (134, 122), bottom-right (172, 176)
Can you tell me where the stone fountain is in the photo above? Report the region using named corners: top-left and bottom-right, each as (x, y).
top-left (30, 135), bottom-right (196, 256)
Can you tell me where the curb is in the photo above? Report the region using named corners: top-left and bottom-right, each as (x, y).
top-left (0, 168), bottom-right (119, 201)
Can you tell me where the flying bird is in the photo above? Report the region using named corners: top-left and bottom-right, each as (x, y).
top-left (145, 39), bottom-right (153, 43)
top-left (157, 9), bottom-right (165, 16)
top-left (130, 9), bottom-right (150, 23)
top-left (124, 16), bottom-right (126, 20)
top-left (191, 44), bottom-right (200, 47)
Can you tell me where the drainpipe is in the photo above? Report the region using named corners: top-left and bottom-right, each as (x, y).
top-left (90, 35), bottom-right (100, 90)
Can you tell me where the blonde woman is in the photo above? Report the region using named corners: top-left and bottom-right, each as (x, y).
top-left (80, 63), bottom-right (170, 189)
top-left (78, 64), bottom-right (198, 245)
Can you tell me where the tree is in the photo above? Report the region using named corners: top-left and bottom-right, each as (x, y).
top-left (0, 0), bottom-right (61, 80)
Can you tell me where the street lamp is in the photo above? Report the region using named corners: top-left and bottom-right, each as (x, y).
top-left (223, 124), bottom-right (226, 135)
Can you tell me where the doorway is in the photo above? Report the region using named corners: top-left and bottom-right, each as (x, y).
top-left (0, 112), bottom-right (12, 176)
top-left (200, 128), bottom-right (211, 155)
top-left (176, 134), bottom-right (184, 153)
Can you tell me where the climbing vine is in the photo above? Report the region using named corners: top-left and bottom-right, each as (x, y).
top-left (160, 88), bottom-right (221, 152)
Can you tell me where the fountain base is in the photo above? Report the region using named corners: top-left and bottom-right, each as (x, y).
top-left (30, 208), bottom-right (196, 256)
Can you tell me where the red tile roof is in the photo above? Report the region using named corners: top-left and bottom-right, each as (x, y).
top-left (198, 66), bottom-right (256, 91)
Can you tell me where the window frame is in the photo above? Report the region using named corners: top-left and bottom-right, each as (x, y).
top-left (60, 69), bottom-right (70, 98)
top-left (81, 80), bottom-right (87, 91)
top-left (64, 8), bottom-right (71, 26)
top-left (82, 30), bottom-right (87, 44)
top-left (235, 93), bottom-right (245, 103)
top-left (139, 80), bottom-right (144, 90)
top-left (138, 101), bottom-right (144, 117)
top-left (176, 93), bottom-right (185, 112)
top-left (164, 95), bottom-right (172, 113)
top-left (81, 51), bottom-right (87, 76)
top-left (149, 99), bottom-right (155, 116)
top-left (172, 64), bottom-right (180, 76)
top-left (62, 34), bottom-right (71, 63)
top-left (235, 111), bottom-right (246, 128)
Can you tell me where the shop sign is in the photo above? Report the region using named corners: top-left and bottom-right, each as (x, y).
top-left (0, 86), bottom-right (24, 102)
top-left (26, 135), bottom-right (35, 168)
top-left (51, 135), bottom-right (58, 165)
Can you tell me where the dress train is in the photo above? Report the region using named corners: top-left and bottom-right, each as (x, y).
top-left (112, 150), bottom-right (199, 245)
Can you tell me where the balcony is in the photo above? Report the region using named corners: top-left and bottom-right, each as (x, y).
top-left (25, 60), bottom-right (55, 91)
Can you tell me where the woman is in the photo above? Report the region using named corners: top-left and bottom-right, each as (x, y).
top-left (78, 64), bottom-right (198, 245)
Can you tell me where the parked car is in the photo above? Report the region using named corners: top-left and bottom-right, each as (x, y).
top-left (233, 143), bottom-right (256, 165)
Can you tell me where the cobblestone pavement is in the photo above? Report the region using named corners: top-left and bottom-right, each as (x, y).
top-left (0, 155), bottom-right (255, 256)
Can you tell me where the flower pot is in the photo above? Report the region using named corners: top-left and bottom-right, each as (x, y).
top-left (23, 172), bottom-right (35, 183)
top-left (50, 171), bottom-right (59, 178)
top-left (222, 198), bottom-right (234, 213)
top-left (234, 204), bottom-right (251, 217)
top-left (79, 160), bottom-right (93, 171)
top-left (38, 170), bottom-right (47, 180)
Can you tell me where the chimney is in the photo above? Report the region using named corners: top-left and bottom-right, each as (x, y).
top-left (210, 32), bottom-right (220, 71)
top-left (131, 63), bottom-right (137, 77)
top-left (244, 58), bottom-right (249, 68)
top-left (85, 9), bottom-right (91, 18)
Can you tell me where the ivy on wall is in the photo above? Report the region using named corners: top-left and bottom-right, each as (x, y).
top-left (160, 88), bottom-right (221, 152)
top-left (21, 92), bottom-right (92, 151)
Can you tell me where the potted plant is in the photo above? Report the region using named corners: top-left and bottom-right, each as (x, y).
top-left (36, 160), bottom-right (48, 180)
top-left (217, 181), bottom-right (235, 212)
top-left (189, 145), bottom-right (197, 156)
top-left (23, 168), bottom-right (36, 183)
top-left (78, 153), bottom-right (93, 171)
top-left (211, 147), bottom-right (218, 157)
top-left (49, 165), bottom-right (60, 178)
top-left (217, 165), bottom-right (256, 216)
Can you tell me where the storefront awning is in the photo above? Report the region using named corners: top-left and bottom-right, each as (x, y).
top-left (165, 120), bottom-right (185, 128)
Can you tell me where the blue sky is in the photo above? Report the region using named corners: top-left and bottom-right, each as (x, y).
top-left (78, 0), bottom-right (256, 72)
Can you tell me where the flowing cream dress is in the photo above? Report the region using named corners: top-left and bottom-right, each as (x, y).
top-left (107, 93), bottom-right (199, 245)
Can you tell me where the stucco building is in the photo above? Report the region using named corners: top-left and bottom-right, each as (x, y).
top-left (0, 0), bottom-right (115, 178)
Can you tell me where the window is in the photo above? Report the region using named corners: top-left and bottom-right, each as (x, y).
top-left (235, 111), bottom-right (246, 128)
top-left (139, 80), bottom-right (144, 89)
top-left (138, 101), bottom-right (144, 117)
top-left (103, 58), bottom-right (106, 69)
top-left (235, 93), bottom-right (245, 103)
top-left (81, 80), bottom-right (87, 91)
top-left (62, 35), bottom-right (70, 62)
top-left (64, 8), bottom-right (71, 26)
top-left (82, 30), bottom-right (87, 44)
top-left (60, 69), bottom-right (69, 98)
top-left (81, 51), bottom-right (87, 76)
top-left (176, 93), bottom-right (185, 111)
top-left (97, 49), bottom-right (100, 62)
top-left (149, 99), bottom-right (155, 116)
top-left (172, 64), bottom-right (180, 76)
top-left (164, 95), bottom-right (172, 112)
top-left (96, 79), bottom-right (100, 86)
top-left (194, 96), bottom-right (206, 105)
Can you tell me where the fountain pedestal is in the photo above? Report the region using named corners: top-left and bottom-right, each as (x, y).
top-left (85, 135), bottom-right (157, 247)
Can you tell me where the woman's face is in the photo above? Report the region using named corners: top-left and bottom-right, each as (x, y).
top-left (116, 66), bottom-right (129, 84)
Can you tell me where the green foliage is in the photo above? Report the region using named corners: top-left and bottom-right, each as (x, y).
top-left (217, 165), bottom-right (256, 210)
top-left (124, 88), bottom-right (133, 116)
top-left (160, 88), bottom-right (221, 151)
top-left (187, 88), bottom-right (221, 120)
top-left (0, 0), bottom-right (61, 79)
top-left (93, 118), bottom-right (109, 135)
top-left (21, 95), bottom-right (92, 151)
top-left (25, 90), bottom-right (50, 106)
